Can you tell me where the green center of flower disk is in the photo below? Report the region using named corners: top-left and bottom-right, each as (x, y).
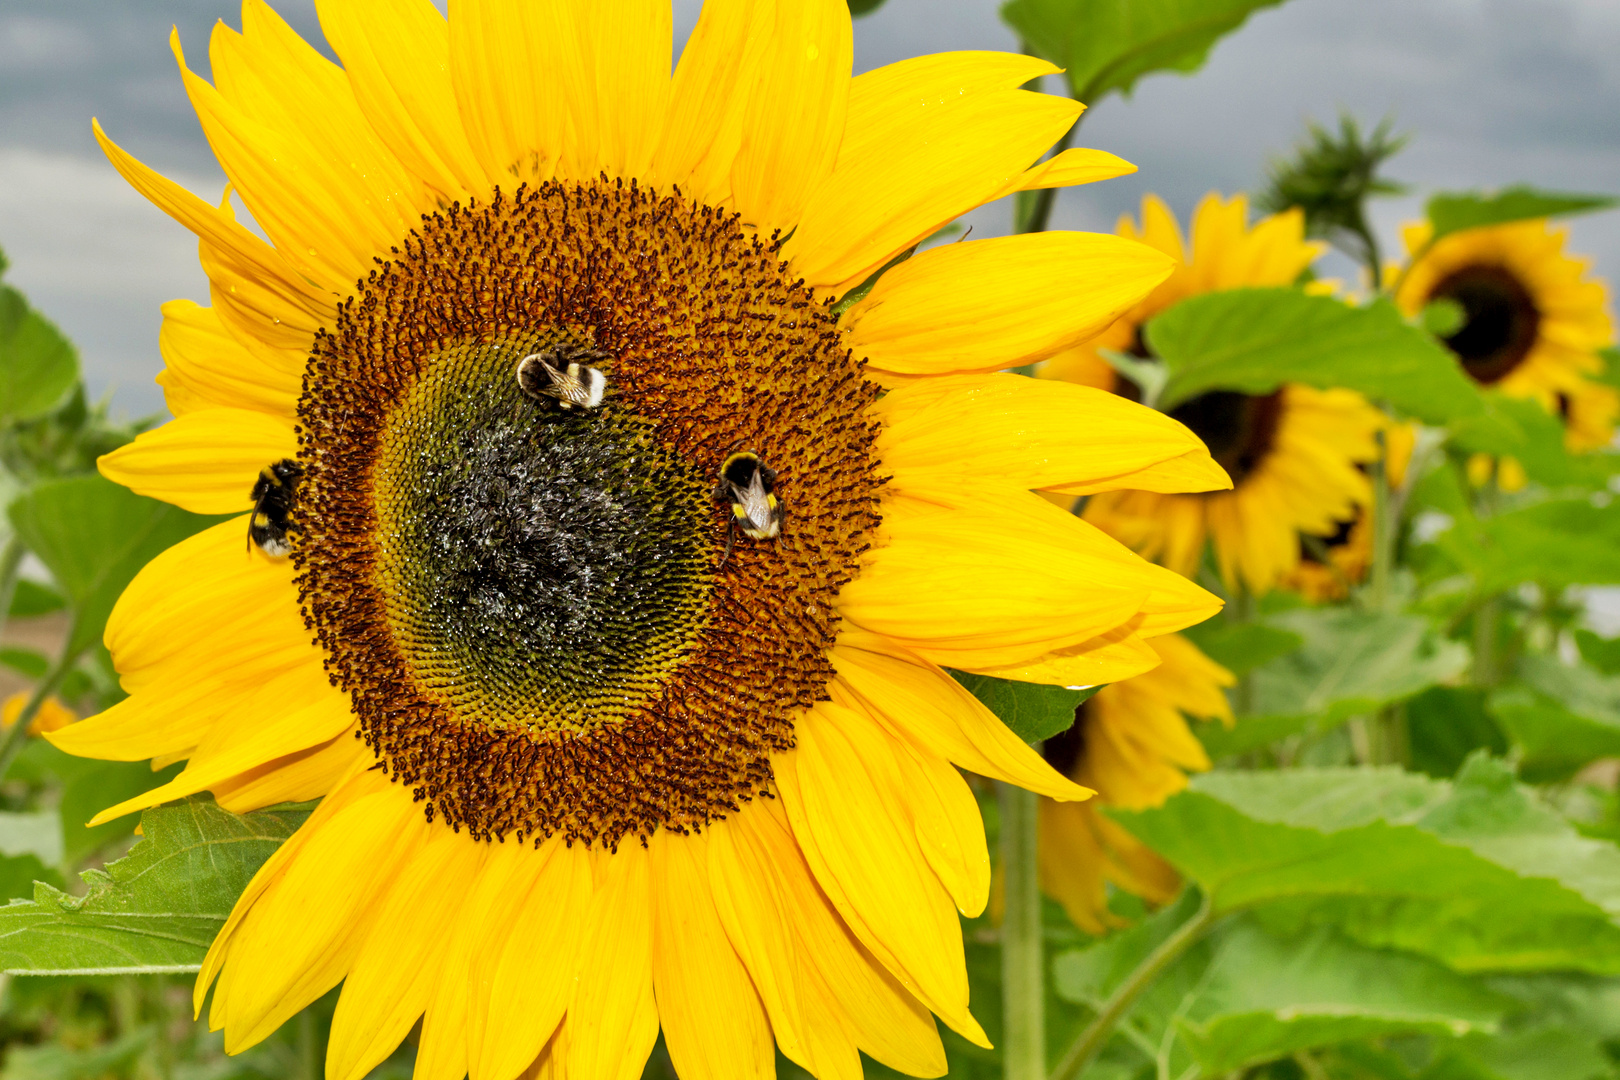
top-left (1430, 264), bottom-right (1542, 385)
top-left (291, 180), bottom-right (883, 848)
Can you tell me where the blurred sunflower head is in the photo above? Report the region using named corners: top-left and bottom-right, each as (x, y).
top-left (1282, 420), bottom-right (1416, 603)
top-left (1037, 634), bottom-right (1233, 934)
top-left (1041, 193), bottom-right (1386, 595)
top-left (61, 2), bottom-right (1233, 1078)
top-left (1396, 218), bottom-right (1617, 450)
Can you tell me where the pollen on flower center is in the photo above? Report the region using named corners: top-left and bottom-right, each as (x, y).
top-left (291, 180), bottom-right (884, 848)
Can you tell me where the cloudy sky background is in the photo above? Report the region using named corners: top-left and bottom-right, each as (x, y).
top-left (2, 0), bottom-right (1618, 422)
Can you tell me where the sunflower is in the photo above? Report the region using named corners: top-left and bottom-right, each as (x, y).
top-left (1041, 192), bottom-right (1386, 595)
top-left (1395, 218), bottom-right (1617, 451)
top-left (60, 3), bottom-right (1231, 1078)
top-left (1281, 421), bottom-right (1416, 603)
top-left (1037, 634), bottom-right (1232, 934)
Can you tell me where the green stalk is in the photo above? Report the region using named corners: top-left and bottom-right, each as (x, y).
top-left (1049, 893), bottom-right (1217, 1080)
top-left (0, 620), bottom-right (83, 781)
top-left (999, 781), bottom-right (1044, 1080)
top-left (0, 535), bottom-right (28, 650)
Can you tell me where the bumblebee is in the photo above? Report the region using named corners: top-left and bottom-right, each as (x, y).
top-left (516, 347), bottom-right (607, 410)
top-left (247, 458), bottom-right (303, 558)
top-left (713, 451), bottom-right (783, 568)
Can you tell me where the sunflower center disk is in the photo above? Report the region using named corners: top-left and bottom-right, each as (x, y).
top-left (1167, 389), bottom-right (1284, 485)
top-left (291, 181), bottom-right (883, 848)
top-left (1431, 265), bottom-right (1542, 384)
top-left (375, 333), bottom-right (712, 733)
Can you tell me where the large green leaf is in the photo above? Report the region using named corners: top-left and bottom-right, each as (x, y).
top-left (0, 286), bottom-right (77, 422)
top-left (1447, 394), bottom-right (1618, 490)
top-left (1407, 686), bottom-right (1507, 779)
top-left (1488, 656), bottom-right (1620, 782)
top-left (1180, 621), bottom-right (1303, 678)
top-left (1426, 187), bottom-right (1617, 246)
top-left (1002, 0), bottom-right (1288, 104)
top-left (1145, 289), bottom-right (1484, 423)
top-left (1575, 629), bottom-right (1620, 676)
top-left (1434, 496), bottom-right (1620, 594)
top-left (0, 796), bottom-right (312, 975)
top-left (8, 476), bottom-right (223, 656)
top-left (1113, 758), bottom-right (1620, 973)
top-left (1201, 608), bottom-right (1468, 756)
top-left (1055, 906), bottom-right (1504, 1076)
top-left (948, 671), bottom-right (1100, 743)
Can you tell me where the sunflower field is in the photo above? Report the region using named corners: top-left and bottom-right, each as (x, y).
top-left (0, 0), bottom-right (1618, 1079)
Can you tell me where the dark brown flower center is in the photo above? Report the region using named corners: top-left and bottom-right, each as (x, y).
top-left (1167, 389), bottom-right (1284, 486)
top-left (292, 180), bottom-right (883, 849)
top-left (1429, 264), bottom-right (1541, 385)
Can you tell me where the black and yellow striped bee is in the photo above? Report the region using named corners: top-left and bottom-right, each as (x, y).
top-left (247, 458), bottom-right (303, 558)
top-left (516, 347), bottom-right (607, 410)
top-left (713, 451), bottom-right (782, 568)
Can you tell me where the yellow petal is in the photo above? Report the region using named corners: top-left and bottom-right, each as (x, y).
top-left (652, 0), bottom-right (772, 205)
top-left (649, 829), bottom-right (774, 1080)
top-left (316, 0), bottom-right (489, 201)
top-left (789, 85), bottom-right (1079, 292)
top-left (157, 300), bottom-right (301, 421)
top-left (471, 840), bottom-right (593, 1080)
top-left (181, 17), bottom-right (422, 288)
top-left (327, 832), bottom-right (481, 1080)
top-left (1000, 146), bottom-right (1137, 195)
top-left (830, 634), bottom-right (1091, 801)
top-left (216, 782), bottom-right (426, 1051)
top-left (976, 620), bottom-right (1163, 688)
top-left (84, 665), bottom-right (350, 826)
top-left (776, 702), bottom-right (985, 1045)
top-left (583, 0), bottom-right (672, 179)
top-left (98, 409), bottom-right (295, 516)
top-left (839, 494), bottom-right (1151, 670)
top-left (93, 120), bottom-right (337, 316)
top-left (886, 725), bottom-right (991, 917)
top-left (847, 234), bottom-right (1172, 379)
top-left (729, 0), bottom-right (852, 231)
top-left (873, 373), bottom-right (1230, 494)
top-left (212, 729), bottom-right (366, 815)
top-left (450, 0), bottom-right (578, 185)
top-left (566, 842), bottom-right (660, 1080)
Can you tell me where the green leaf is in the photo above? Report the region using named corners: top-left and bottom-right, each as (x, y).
top-left (1438, 496), bottom-right (1620, 593)
top-left (1576, 629), bottom-right (1620, 677)
top-left (1146, 289), bottom-right (1484, 423)
top-left (1447, 394), bottom-right (1617, 490)
top-left (1112, 758), bottom-right (1620, 973)
top-left (1247, 608), bottom-right (1469, 725)
top-left (8, 476), bottom-right (225, 656)
top-left (1489, 656), bottom-right (1620, 782)
top-left (1002, 0), bottom-right (1288, 104)
top-left (0, 812), bottom-right (61, 866)
top-left (0, 855), bottom-right (62, 903)
top-left (8, 579), bottom-right (65, 618)
top-left (1174, 921), bottom-right (1504, 1074)
top-left (1407, 686), bottom-right (1506, 779)
top-left (0, 796), bottom-right (312, 975)
top-left (948, 671), bottom-right (1100, 743)
top-left (0, 646), bottom-right (48, 680)
top-left (1180, 621), bottom-right (1303, 677)
top-left (1427, 1026), bottom-right (1615, 1080)
top-left (847, 0), bottom-right (887, 13)
top-left (0, 287), bottom-right (78, 423)
top-left (1426, 187), bottom-right (1618, 246)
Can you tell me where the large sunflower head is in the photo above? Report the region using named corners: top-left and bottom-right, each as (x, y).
top-left (62, 2), bottom-right (1234, 1078)
top-left (1038, 192), bottom-right (1385, 595)
top-left (1395, 218), bottom-right (1617, 450)
top-left (1037, 634), bottom-right (1233, 934)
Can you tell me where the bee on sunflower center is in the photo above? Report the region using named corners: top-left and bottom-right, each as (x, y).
top-left (713, 451), bottom-right (783, 568)
top-left (516, 344), bottom-right (608, 411)
top-left (248, 458), bottom-right (303, 558)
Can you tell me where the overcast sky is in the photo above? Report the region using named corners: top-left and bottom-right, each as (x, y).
top-left (2, 0), bottom-right (1617, 420)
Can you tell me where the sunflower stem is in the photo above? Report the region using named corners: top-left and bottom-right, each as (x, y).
top-left (1050, 891), bottom-right (1217, 1080)
top-left (999, 781), bottom-right (1044, 1080)
top-left (0, 621), bottom-right (82, 781)
top-left (0, 536), bottom-right (27, 648)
